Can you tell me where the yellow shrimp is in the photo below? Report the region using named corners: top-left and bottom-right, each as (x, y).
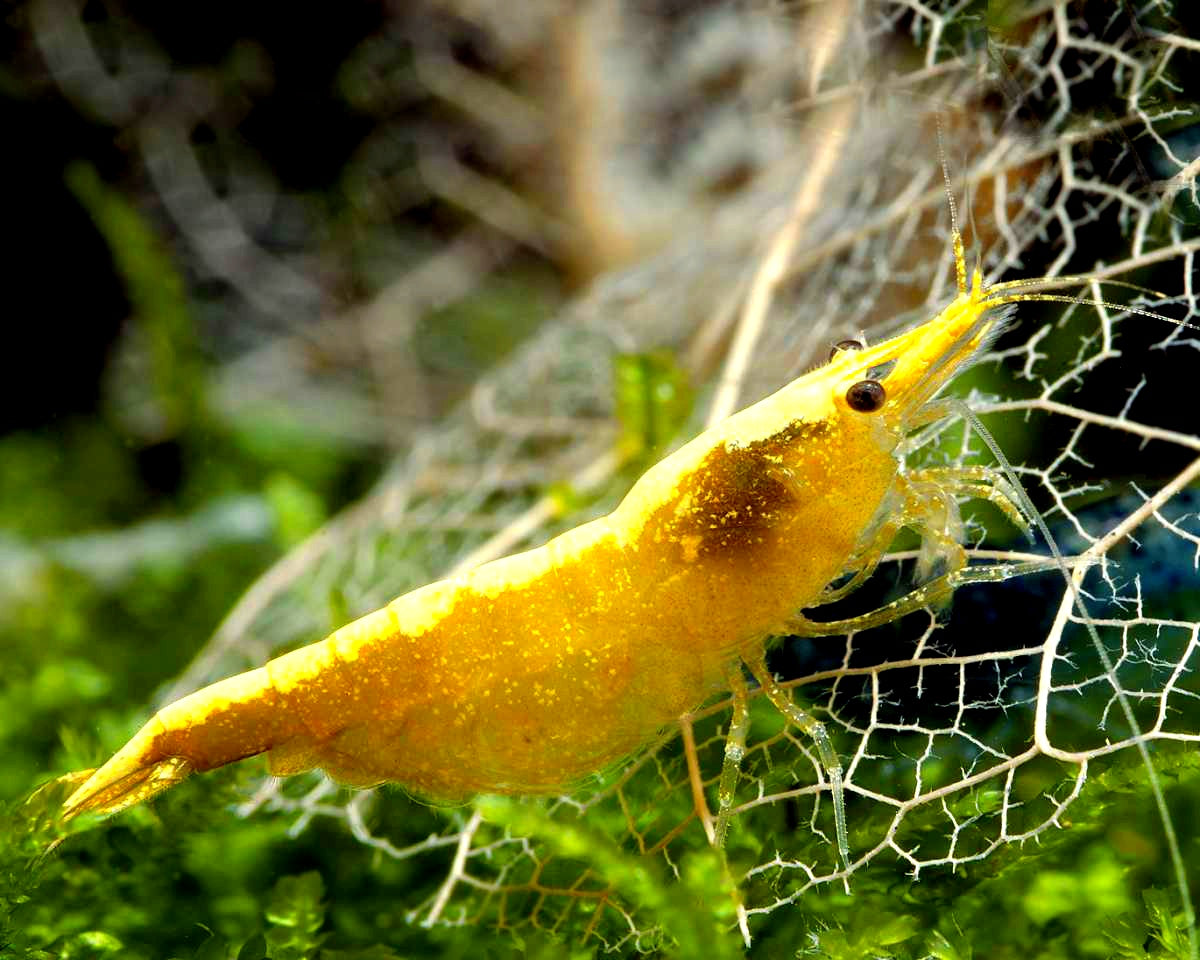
top-left (62, 223), bottom-right (1109, 873)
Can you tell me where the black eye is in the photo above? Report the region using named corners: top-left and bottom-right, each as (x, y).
top-left (828, 339), bottom-right (864, 362)
top-left (846, 379), bottom-right (886, 412)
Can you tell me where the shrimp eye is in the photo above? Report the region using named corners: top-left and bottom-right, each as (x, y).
top-left (846, 379), bottom-right (886, 412)
top-left (828, 339), bottom-right (865, 362)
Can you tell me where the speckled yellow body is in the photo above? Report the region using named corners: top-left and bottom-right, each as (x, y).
top-left (62, 270), bottom-right (1008, 819)
top-left (258, 403), bottom-right (893, 798)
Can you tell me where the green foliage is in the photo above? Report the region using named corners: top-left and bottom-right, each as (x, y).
top-left (478, 797), bottom-right (742, 960)
top-left (66, 161), bottom-right (202, 436)
top-left (1105, 889), bottom-right (1196, 959)
top-left (612, 351), bottom-right (693, 464)
top-left (263, 474), bottom-right (328, 550)
top-left (755, 748), bottom-right (1200, 960)
top-left (264, 873), bottom-right (327, 959)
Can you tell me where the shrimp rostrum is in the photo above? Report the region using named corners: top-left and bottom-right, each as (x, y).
top-left (62, 240), bottom-right (1062, 871)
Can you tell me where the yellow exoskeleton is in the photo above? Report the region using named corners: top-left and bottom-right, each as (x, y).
top-left (63, 219), bottom-right (1136, 872)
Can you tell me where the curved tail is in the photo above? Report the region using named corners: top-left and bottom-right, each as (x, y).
top-left (61, 664), bottom-right (300, 820)
top-left (62, 733), bottom-right (194, 819)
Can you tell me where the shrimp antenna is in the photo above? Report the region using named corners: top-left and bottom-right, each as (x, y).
top-left (986, 274), bottom-right (1164, 299)
top-left (984, 290), bottom-right (1200, 333)
top-left (935, 115), bottom-right (967, 297)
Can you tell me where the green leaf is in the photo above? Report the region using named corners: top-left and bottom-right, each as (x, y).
top-left (65, 160), bottom-right (202, 438)
top-left (612, 351), bottom-right (693, 462)
top-left (56, 931), bottom-right (125, 959)
top-left (1021, 849), bottom-right (1131, 926)
top-left (1143, 887), bottom-right (1195, 958)
top-left (264, 872), bottom-right (327, 960)
top-left (263, 473), bottom-right (326, 549)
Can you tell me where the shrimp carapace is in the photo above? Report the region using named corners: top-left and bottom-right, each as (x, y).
top-left (60, 252), bottom-right (1016, 829)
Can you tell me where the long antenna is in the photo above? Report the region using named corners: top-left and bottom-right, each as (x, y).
top-left (935, 115), bottom-right (967, 297)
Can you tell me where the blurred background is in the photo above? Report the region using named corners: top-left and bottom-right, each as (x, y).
top-left (3, 1), bottom-right (1200, 958)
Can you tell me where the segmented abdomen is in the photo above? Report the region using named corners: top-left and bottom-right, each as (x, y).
top-left (261, 511), bottom-right (734, 797)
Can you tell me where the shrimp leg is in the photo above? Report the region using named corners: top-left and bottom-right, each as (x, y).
top-left (768, 557), bottom-right (1076, 874)
top-left (713, 665), bottom-right (751, 849)
top-left (907, 465), bottom-right (1032, 538)
top-left (788, 557), bottom-right (1071, 638)
top-left (745, 652), bottom-right (850, 876)
top-left (817, 465), bottom-right (1031, 608)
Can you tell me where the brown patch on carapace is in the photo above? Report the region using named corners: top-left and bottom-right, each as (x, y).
top-left (658, 418), bottom-right (829, 557)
